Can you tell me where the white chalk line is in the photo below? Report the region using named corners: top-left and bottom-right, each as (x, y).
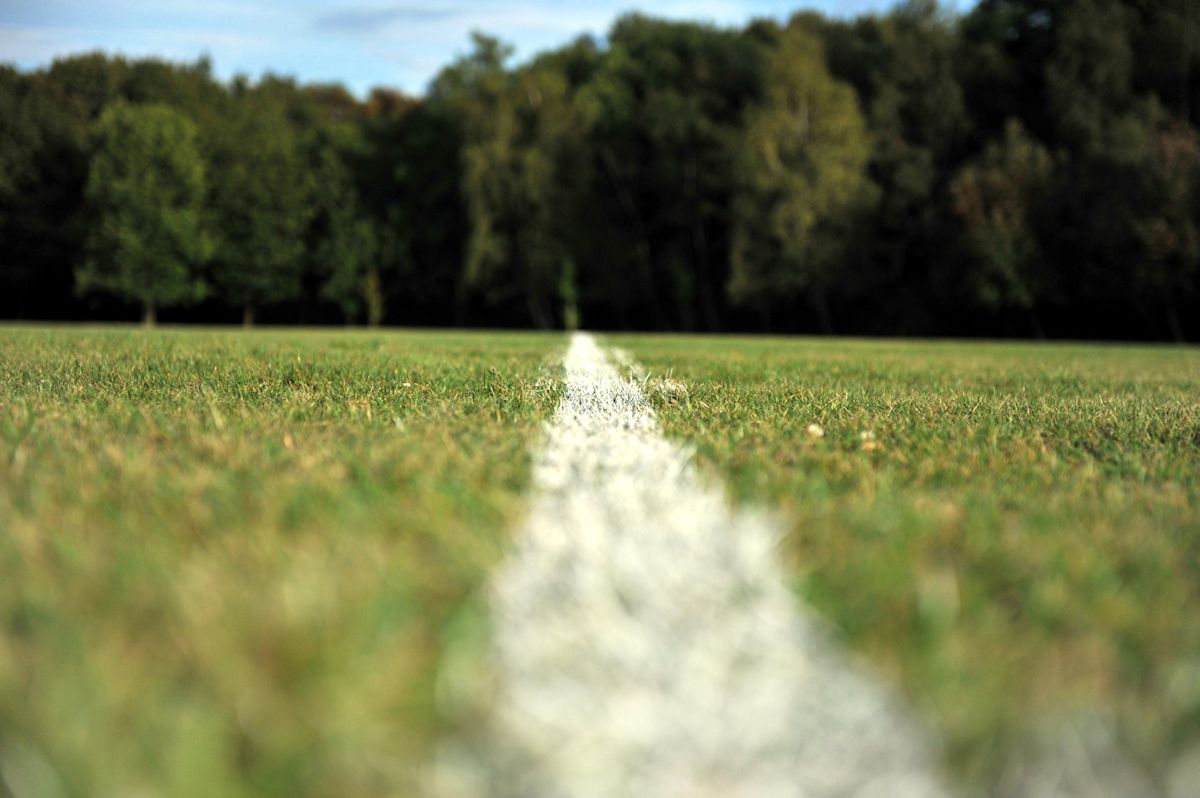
top-left (447, 332), bottom-right (950, 797)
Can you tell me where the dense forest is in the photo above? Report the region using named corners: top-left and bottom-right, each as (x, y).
top-left (1, 0), bottom-right (1198, 339)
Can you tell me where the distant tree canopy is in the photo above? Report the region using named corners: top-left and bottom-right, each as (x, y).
top-left (207, 86), bottom-right (312, 326)
top-left (1, 0), bottom-right (1198, 339)
top-left (729, 25), bottom-right (872, 332)
top-left (78, 103), bottom-right (209, 324)
top-left (950, 119), bottom-right (1056, 336)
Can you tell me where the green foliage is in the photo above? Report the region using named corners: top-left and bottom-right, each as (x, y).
top-left (1132, 120), bottom-right (1200, 340)
top-left (3, 5), bottom-right (1200, 338)
top-left (355, 96), bottom-right (465, 324)
top-left (799, 2), bottom-right (969, 332)
top-left (432, 36), bottom-right (587, 328)
top-left (0, 67), bottom-right (39, 209)
top-left (207, 89), bottom-right (312, 324)
top-left (77, 102), bottom-right (210, 322)
top-left (578, 15), bottom-right (761, 330)
top-left (950, 119), bottom-right (1056, 331)
top-left (729, 26), bottom-right (871, 330)
top-left (0, 62), bottom-right (92, 320)
top-left (1130, 0), bottom-right (1200, 127)
top-left (1045, 0), bottom-right (1135, 153)
top-left (45, 52), bottom-right (127, 120)
top-left (307, 127), bottom-right (381, 325)
top-left (317, 212), bottom-right (380, 325)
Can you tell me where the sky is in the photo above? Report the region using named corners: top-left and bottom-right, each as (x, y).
top-left (0, 0), bottom-right (961, 97)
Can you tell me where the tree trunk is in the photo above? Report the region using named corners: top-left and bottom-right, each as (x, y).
top-left (1026, 307), bottom-right (1046, 339)
top-left (758, 299), bottom-right (772, 332)
top-left (687, 151), bottom-right (721, 331)
top-left (453, 273), bottom-right (470, 327)
top-left (243, 304), bottom-right (255, 328)
top-left (142, 303), bottom-right (156, 327)
top-left (813, 289), bottom-right (834, 335)
top-left (600, 145), bottom-right (666, 328)
top-left (671, 257), bottom-right (695, 331)
top-left (365, 268), bottom-right (384, 327)
top-left (1166, 300), bottom-right (1185, 343)
top-left (526, 290), bottom-right (552, 330)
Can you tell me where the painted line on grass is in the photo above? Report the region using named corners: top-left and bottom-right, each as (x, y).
top-left (480, 332), bottom-right (949, 797)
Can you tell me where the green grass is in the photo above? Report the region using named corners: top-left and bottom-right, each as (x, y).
top-left (614, 334), bottom-right (1200, 789)
top-left (5, 327), bottom-right (1198, 795)
top-left (0, 326), bottom-right (562, 797)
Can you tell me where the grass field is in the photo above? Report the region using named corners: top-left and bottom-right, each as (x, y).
top-left (2, 326), bottom-right (1198, 795)
top-left (0, 326), bottom-right (561, 797)
top-left (616, 334), bottom-right (1200, 789)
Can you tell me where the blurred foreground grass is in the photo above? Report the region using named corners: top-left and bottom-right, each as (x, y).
top-left (0, 326), bottom-right (561, 797)
top-left (617, 334), bottom-right (1200, 791)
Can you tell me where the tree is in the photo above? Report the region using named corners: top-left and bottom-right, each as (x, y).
top-left (1, 61), bottom-right (97, 321)
top-left (4, 9), bottom-right (1200, 340)
top-left (728, 26), bottom-right (872, 332)
top-left (949, 119), bottom-right (1056, 335)
top-left (318, 210), bottom-right (380, 325)
top-left (432, 35), bottom-right (586, 328)
top-left (308, 127), bottom-right (382, 325)
top-left (1130, 0), bottom-right (1200, 129)
top-left (0, 67), bottom-right (47, 318)
top-left (1132, 120), bottom-right (1200, 340)
top-left (355, 94), bottom-right (466, 326)
top-left (1045, 0), bottom-right (1135, 154)
top-left (958, 0), bottom-right (1060, 146)
top-left (207, 86), bottom-right (311, 326)
top-left (580, 16), bottom-right (761, 330)
top-left (76, 102), bottom-right (209, 324)
top-left (0, 68), bottom-right (38, 215)
top-left (800, 1), bottom-right (969, 332)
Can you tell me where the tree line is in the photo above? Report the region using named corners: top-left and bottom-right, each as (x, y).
top-left (1, 0), bottom-right (1197, 339)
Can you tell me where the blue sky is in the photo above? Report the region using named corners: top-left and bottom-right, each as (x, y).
top-left (1, 1), bottom-right (963, 97)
